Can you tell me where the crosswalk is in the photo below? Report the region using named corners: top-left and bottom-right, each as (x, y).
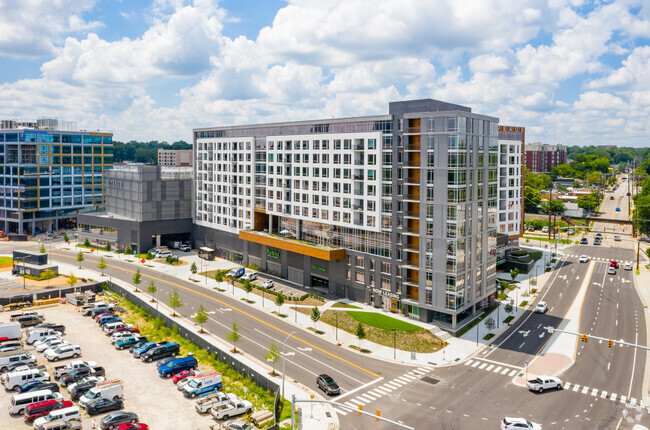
top-left (563, 254), bottom-right (634, 265)
top-left (464, 358), bottom-right (648, 412)
top-left (332, 367), bottom-right (432, 416)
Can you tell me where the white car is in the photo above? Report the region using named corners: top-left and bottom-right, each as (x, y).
top-left (608, 267), bottom-right (616, 275)
top-left (45, 344), bottom-right (81, 362)
top-left (33, 334), bottom-right (63, 349)
top-left (501, 417), bottom-right (542, 430)
top-left (624, 262), bottom-right (632, 271)
top-left (240, 272), bottom-right (258, 281)
top-left (541, 226), bottom-right (549, 233)
top-left (534, 301), bottom-right (547, 314)
top-left (110, 332), bottom-right (137, 344)
top-left (180, 244), bottom-right (191, 252)
top-left (36, 339), bottom-right (69, 353)
top-left (578, 255), bottom-right (589, 263)
top-left (261, 279), bottom-right (274, 289)
top-left (67, 376), bottom-right (105, 393)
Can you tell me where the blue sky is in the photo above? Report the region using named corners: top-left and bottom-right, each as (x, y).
top-left (0, 0), bottom-right (649, 146)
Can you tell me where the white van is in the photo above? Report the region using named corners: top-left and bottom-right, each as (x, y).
top-left (0, 352), bottom-right (36, 372)
top-left (2, 368), bottom-right (51, 390)
top-left (26, 329), bottom-right (59, 345)
top-left (33, 406), bottom-right (81, 428)
top-left (9, 390), bottom-right (62, 415)
top-left (155, 250), bottom-right (172, 258)
top-left (79, 381), bottom-right (123, 407)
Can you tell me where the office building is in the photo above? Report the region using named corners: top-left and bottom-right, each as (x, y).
top-left (77, 165), bottom-right (193, 253)
top-left (0, 126), bottom-right (113, 235)
top-left (158, 149), bottom-right (193, 167)
top-left (193, 99), bottom-right (499, 330)
top-left (497, 125), bottom-right (524, 242)
top-left (524, 142), bottom-right (566, 173)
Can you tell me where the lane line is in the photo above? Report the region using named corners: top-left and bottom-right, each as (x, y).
top-left (627, 331), bottom-right (639, 399)
top-left (336, 378), bottom-right (385, 402)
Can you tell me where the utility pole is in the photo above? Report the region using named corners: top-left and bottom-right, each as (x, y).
top-left (547, 183), bottom-right (553, 240)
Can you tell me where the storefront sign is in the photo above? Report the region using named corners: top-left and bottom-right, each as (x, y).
top-left (364, 286), bottom-right (400, 300)
top-left (267, 249), bottom-right (280, 259)
top-left (311, 265), bottom-right (326, 272)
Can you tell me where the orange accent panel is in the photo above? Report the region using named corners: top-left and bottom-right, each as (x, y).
top-left (239, 231), bottom-right (345, 261)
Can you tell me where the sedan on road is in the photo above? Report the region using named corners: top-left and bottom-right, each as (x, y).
top-left (316, 374), bottom-right (340, 395)
top-left (624, 262), bottom-right (633, 271)
top-left (501, 417), bottom-right (542, 429)
top-left (579, 255), bottom-right (590, 263)
top-left (608, 267), bottom-right (616, 275)
top-left (610, 260), bottom-right (619, 269)
top-left (534, 301), bottom-right (547, 314)
top-left (580, 238), bottom-right (588, 244)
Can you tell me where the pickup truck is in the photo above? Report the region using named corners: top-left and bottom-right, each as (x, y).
top-left (60, 366), bottom-right (106, 387)
top-left (82, 303), bottom-right (115, 316)
top-left (142, 342), bottom-right (180, 363)
top-left (195, 392), bottom-right (239, 414)
top-left (526, 375), bottom-right (563, 393)
top-left (54, 361), bottom-right (99, 379)
top-left (32, 323), bottom-right (65, 334)
top-left (13, 314), bottom-right (44, 327)
top-left (10, 310), bottom-right (42, 320)
top-left (210, 399), bottom-right (253, 420)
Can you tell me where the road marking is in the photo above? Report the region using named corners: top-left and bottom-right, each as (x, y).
top-left (472, 362), bottom-right (480, 368)
top-left (486, 365), bottom-right (494, 371)
top-left (394, 376), bottom-right (411, 383)
top-left (590, 388), bottom-right (598, 396)
top-left (564, 382), bottom-right (571, 389)
top-left (344, 401), bottom-right (358, 409)
top-left (501, 368), bottom-right (510, 375)
top-left (573, 384), bottom-right (580, 392)
top-left (357, 394), bottom-right (375, 402)
top-left (494, 366), bottom-right (502, 373)
top-left (621, 395), bottom-right (627, 403)
top-left (336, 378), bottom-right (385, 402)
top-left (382, 382), bottom-right (400, 390)
top-left (417, 367), bottom-right (432, 373)
top-left (53, 251), bottom-right (382, 379)
top-left (611, 393), bottom-right (617, 401)
top-left (333, 408), bottom-right (347, 416)
top-left (508, 370), bottom-right (517, 377)
top-left (350, 397), bottom-right (367, 406)
top-left (464, 360), bottom-right (473, 366)
top-left (630, 397), bottom-right (637, 406)
top-left (581, 386), bottom-right (589, 394)
top-left (518, 342), bottom-right (525, 349)
top-left (370, 388), bottom-right (388, 396)
top-left (627, 331), bottom-right (639, 399)
top-left (400, 374), bottom-right (417, 381)
top-left (478, 363), bottom-right (487, 370)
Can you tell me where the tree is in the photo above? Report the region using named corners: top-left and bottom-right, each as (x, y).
top-left (147, 281), bottom-right (157, 302)
top-left (39, 244), bottom-right (46, 254)
top-left (194, 305), bottom-right (209, 333)
top-left (105, 242), bottom-right (112, 252)
top-left (66, 273), bottom-right (78, 293)
top-left (634, 194), bottom-right (650, 236)
top-left (125, 246), bottom-right (133, 255)
top-left (274, 294), bottom-right (285, 314)
top-left (76, 251), bottom-right (84, 268)
top-left (504, 303), bottom-right (514, 318)
top-left (97, 257), bottom-right (107, 276)
top-left (311, 306), bottom-right (321, 329)
top-left (355, 322), bottom-right (366, 349)
top-left (541, 198), bottom-right (566, 214)
top-left (168, 289), bottom-right (183, 316)
top-left (190, 262), bottom-right (198, 280)
top-left (242, 280), bottom-right (253, 301)
top-left (510, 268), bottom-right (520, 284)
top-left (524, 187), bottom-right (542, 214)
top-left (264, 342), bottom-right (280, 376)
top-left (484, 317), bottom-right (496, 334)
top-left (84, 237), bottom-right (91, 247)
top-left (132, 269), bottom-right (142, 292)
top-left (227, 321), bottom-right (241, 353)
top-left (214, 270), bottom-right (225, 283)
top-left (576, 193), bottom-right (600, 213)
top-left (63, 233), bottom-right (69, 242)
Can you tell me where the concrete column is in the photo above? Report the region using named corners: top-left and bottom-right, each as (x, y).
top-left (452, 314), bottom-right (457, 329)
top-left (55, 218), bottom-right (59, 231)
top-left (156, 235), bottom-right (161, 247)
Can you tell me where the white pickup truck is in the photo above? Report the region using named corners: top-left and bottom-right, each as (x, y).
top-left (195, 392), bottom-right (238, 414)
top-left (210, 399), bottom-right (253, 420)
top-left (526, 375), bottom-right (563, 393)
top-left (54, 360), bottom-right (98, 379)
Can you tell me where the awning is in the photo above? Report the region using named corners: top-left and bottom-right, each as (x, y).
top-left (200, 247), bottom-right (214, 252)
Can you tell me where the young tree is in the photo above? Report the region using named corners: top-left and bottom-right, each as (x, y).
top-left (63, 233), bottom-right (69, 242)
top-left (125, 246), bottom-right (133, 255)
top-left (66, 273), bottom-right (79, 293)
top-left (311, 306), bottom-right (321, 329)
top-left (97, 257), bottom-right (107, 276)
top-left (264, 342), bottom-right (280, 376)
top-left (274, 294), bottom-right (285, 314)
top-left (214, 270), bottom-right (225, 283)
top-left (76, 251), bottom-right (85, 268)
top-left (484, 317), bottom-right (496, 335)
top-left (39, 244), bottom-right (46, 254)
top-left (190, 262), bottom-right (198, 280)
top-left (84, 237), bottom-right (91, 247)
top-left (510, 268), bottom-right (520, 284)
top-left (132, 269), bottom-right (142, 292)
top-left (355, 322), bottom-right (366, 349)
top-left (504, 303), bottom-right (514, 318)
top-left (227, 321), bottom-right (241, 353)
top-left (105, 242), bottom-right (112, 252)
top-left (242, 280), bottom-right (253, 301)
top-left (147, 280), bottom-right (157, 302)
top-left (168, 289), bottom-right (183, 316)
top-left (194, 305), bottom-right (209, 333)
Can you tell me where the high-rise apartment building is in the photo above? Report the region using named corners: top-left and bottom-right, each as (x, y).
top-left (497, 126), bottom-right (524, 242)
top-left (158, 149), bottom-right (192, 167)
top-left (0, 126), bottom-right (113, 235)
top-left (193, 99), bottom-right (499, 330)
top-left (525, 142), bottom-right (566, 173)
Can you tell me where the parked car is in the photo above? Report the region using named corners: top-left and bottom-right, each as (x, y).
top-left (211, 399), bottom-right (253, 420)
top-left (113, 326), bottom-right (140, 335)
top-left (100, 411), bottom-right (139, 429)
top-left (501, 417), bottom-right (542, 430)
top-left (594, 238), bottom-right (601, 245)
top-left (60, 366), bottom-right (105, 387)
top-left (261, 280), bottom-right (274, 289)
top-left (158, 354), bottom-right (198, 378)
top-left (69, 379), bottom-right (104, 401)
top-left (115, 424), bottom-right (148, 430)
top-left (37, 339), bottom-right (68, 353)
top-left (595, 233), bottom-right (603, 238)
top-left (98, 316), bottom-right (122, 327)
top-left (131, 341), bottom-right (158, 357)
top-left (180, 244), bottom-right (191, 252)
top-left (172, 369), bottom-right (199, 384)
top-left (227, 267), bottom-right (245, 278)
top-left (155, 356), bottom-right (176, 369)
top-left (526, 375), bottom-right (562, 393)
top-left (624, 262), bottom-right (633, 271)
top-left (541, 226), bottom-right (549, 233)
top-left (3, 360), bottom-right (38, 374)
top-left (579, 238), bottom-right (588, 244)
top-left (24, 399), bottom-right (73, 422)
top-left (87, 398), bottom-right (124, 416)
top-left (36, 420), bottom-right (82, 430)
top-left (616, 207), bottom-right (621, 212)
top-left (141, 342), bottom-right (180, 363)
top-left (32, 405), bottom-right (81, 428)
top-left (21, 382), bottom-right (60, 394)
top-left (54, 361), bottom-right (98, 379)
top-left (115, 336), bottom-right (146, 350)
top-left (2, 368), bottom-right (51, 390)
top-left (534, 301), bottom-right (548, 314)
top-left (316, 374), bottom-right (340, 395)
top-left (222, 419), bottom-right (257, 430)
top-left (45, 345), bottom-right (81, 362)
top-left (18, 379), bottom-right (52, 393)
top-left (33, 324), bottom-right (65, 334)
top-left (240, 272), bottom-right (258, 281)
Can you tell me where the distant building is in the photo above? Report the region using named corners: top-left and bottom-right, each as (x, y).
top-left (158, 149), bottom-right (192, 167)
top-left (497, 125), bottom-right (524, 242)
top-left (525, 142), bottom-right (567, 173)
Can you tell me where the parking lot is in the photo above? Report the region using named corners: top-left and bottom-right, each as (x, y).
top-left (1, 304), bottom-right (216, 430)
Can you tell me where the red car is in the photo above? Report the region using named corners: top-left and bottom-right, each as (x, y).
top-left (114, 326), bottom-right (140, 334)
top-left (116, 424), bottom-right (149, 430)
top-left (610, 260), bottom-right (619, 269)
top-left (24, 399), bottom-right (73, 421)
top-left (172, 369), bottom-right (198, 384)
top-left (95, 312), bottom-right (114, 322)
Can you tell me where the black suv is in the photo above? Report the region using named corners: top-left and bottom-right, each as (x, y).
top-left (580, 238), bottom-right (588, 244)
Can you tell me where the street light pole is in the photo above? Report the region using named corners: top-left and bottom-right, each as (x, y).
top-left (392, 328), bottom-right (396, 359)
top-left (282, 331), bottom-right (296, 401)
top-left (335, 313), bottom-right (338, 341)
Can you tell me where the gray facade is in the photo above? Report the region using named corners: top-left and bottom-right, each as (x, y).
top-left (78, 165), bottom-right (193, 253)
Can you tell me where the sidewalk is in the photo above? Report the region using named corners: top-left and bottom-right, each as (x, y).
top-left (633, 249), bottom-right (650, 408)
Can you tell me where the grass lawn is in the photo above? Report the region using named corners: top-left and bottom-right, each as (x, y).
top-left (331, 302), bottom-right (362, 309)
top-left (321, 310), bottom-right (442, 353)
top-left (0, 256), bottom-right (12, 264)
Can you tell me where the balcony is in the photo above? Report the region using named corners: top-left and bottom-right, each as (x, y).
top-left (239, 230), bottom-right (345, 261)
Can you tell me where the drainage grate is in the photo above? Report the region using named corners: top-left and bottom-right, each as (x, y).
top-left (421, 376), bottom-right (440, 385)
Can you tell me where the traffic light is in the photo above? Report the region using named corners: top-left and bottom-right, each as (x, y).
top-left (358, 404), bottom-right (363, 416)
top-left (609, 339), bottom-right (613, 348)
top-left (376, 409), bottom-right (381, 422)
top-left (581, 334), bottom-right (589, 343)
top-left (442, 341), bottom-right (448, 347)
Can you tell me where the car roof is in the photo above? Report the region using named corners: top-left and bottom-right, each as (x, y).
top-left (504, 417), bottom-right (528, 423)
top-left (318, 374), bottom-right (333, 380)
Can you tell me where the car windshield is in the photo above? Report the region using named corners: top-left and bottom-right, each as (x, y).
top-left (188, 379), bottom-right (200, 388)
top-left (326, 379), bottom-right (337, 386)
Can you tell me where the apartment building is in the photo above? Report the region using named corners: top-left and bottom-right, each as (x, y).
top-left (497, 125), bottom-right (524, 242)
top-left (193, 99), bottom-right (499, 330)
top-left (0, 124), bottom-right (113, 235)
top-left (158, 149), bottom-right (192, 167)
top-left (525, 142), bottom-right (567, 173)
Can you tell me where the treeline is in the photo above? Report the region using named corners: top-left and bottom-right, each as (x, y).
top-left (112, 140), bottom-right (192, 164)
top-left (554, 146), bottom-right (650, 179)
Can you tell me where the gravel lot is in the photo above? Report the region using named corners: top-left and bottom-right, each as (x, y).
top-left (1, 304), bottom-right (216, 430)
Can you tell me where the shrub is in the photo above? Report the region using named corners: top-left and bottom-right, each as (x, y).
top-left (84, 238), bottom-right (91, 247)
top-left (125, 246), bottom-right (133, 255)
top-left (105, 242), bottom-right (112, 252)
top-left (510, 250), bottom-right (528, 257)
